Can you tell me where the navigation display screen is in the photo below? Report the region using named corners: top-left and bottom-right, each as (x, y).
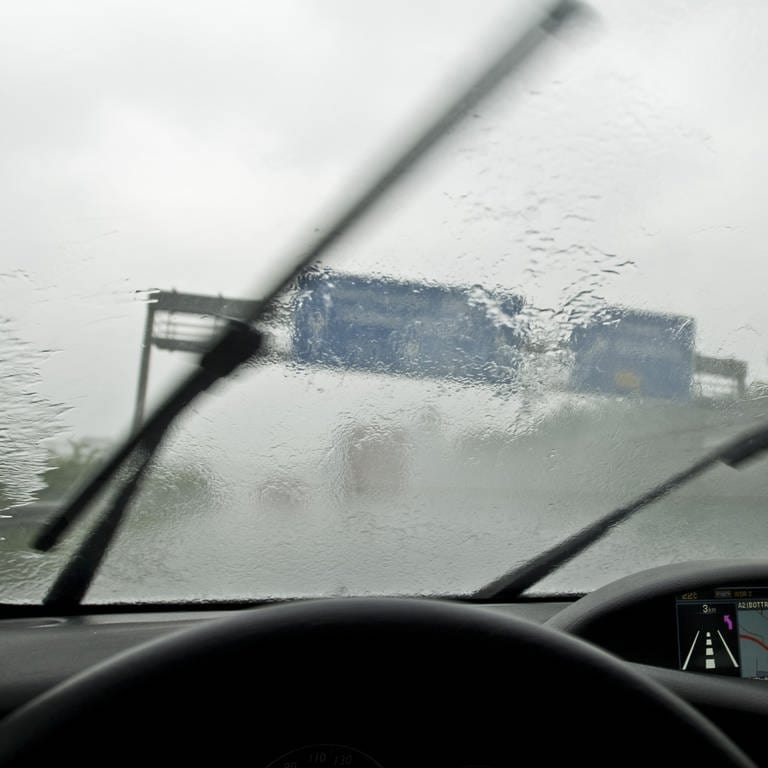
top-left (676, 588), bottom-right (768, 679)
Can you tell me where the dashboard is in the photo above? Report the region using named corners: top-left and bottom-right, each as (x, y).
top-left (545, 559), bottom-right (768, 672)
top-left (1, 560), bottom-right (768, 766)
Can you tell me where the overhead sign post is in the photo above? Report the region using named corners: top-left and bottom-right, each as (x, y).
top-left (694, 354), bottom-right (747, 400)
top-left (132, 291), bottom-right (261, 434)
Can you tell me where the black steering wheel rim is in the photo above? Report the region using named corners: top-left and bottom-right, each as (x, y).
top-left (0, 598), bottom-right (756, 766)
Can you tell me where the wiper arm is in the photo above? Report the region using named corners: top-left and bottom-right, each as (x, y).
top-left (474, 418), bottom-right (768, 602)
top-left (36, 322), bottom-right (261, 552)
top-left (39, 322), bottom-right (263, 609)
top-left (35, 0), bottom-right (586, 610)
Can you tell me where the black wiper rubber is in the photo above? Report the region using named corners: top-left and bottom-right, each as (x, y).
top-left (35, 321), bottom-right (262, 552)
top-left (719, 426), bottom-right (768, 468)
top-left (43, 433), bottom-right (161, 609)
top-left (40, 321), bottom-right (263, 610)
top-left (35, 0), bottom-right (586, 609)
top-left (474, 418), bottom-right (768, 602)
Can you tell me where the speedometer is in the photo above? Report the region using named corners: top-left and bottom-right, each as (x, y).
top-left (265, 744), bottom-right (383, 767)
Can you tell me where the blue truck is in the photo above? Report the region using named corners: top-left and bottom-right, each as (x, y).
top-left (569, 307), bottom-right (696, 400)
top-left (292, 268), bottom-right (526, 385)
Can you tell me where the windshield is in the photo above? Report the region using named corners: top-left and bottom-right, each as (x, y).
top-left (3, 0), bottom-right (768, 605)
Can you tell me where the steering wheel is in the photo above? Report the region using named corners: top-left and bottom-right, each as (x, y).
top-left (0, 598), bottom-right (755, 767)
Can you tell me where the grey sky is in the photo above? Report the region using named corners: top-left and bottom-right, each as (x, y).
top-left (2, 0), bottom-right (768, 449)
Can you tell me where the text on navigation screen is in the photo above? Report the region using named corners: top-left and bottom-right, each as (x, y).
top-left (677, 588), bottom-right (768, 679)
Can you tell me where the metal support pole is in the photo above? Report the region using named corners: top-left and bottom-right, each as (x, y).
top-left (132, 302), bottom-right (155, 435)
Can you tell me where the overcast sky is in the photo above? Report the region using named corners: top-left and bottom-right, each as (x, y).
top-left (2, 0), bottom-right (768, 464)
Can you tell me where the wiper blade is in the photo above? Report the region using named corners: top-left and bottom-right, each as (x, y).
top-left (35, 0), bottom-right (586, 610)
top-left (43, 430), bottom-right (161, 608)
top-left (36, 322), bottom-right (261, 552)
top-left (474, 418), bottom-right (768, 602)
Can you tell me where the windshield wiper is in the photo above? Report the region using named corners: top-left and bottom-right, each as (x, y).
top-left (37, 321), bottom-right (263, 608)
top-left (473, 420), bottom-right (768, 602)
top-left (35, 0), bottom-right (586, 611)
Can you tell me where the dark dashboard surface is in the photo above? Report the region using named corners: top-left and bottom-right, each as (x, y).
top-left (0, 602), bottom-right (567, 717)
top-left (2, 560), bottom-right (768, 766)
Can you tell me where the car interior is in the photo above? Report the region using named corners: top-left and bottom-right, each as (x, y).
top-left (1, 559), bottom-right (768, 766)
top-left (2, 0), bottom-right (767, 765)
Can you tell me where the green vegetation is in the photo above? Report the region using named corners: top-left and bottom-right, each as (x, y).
top-left (37, 438), bottom-right (109, 503)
